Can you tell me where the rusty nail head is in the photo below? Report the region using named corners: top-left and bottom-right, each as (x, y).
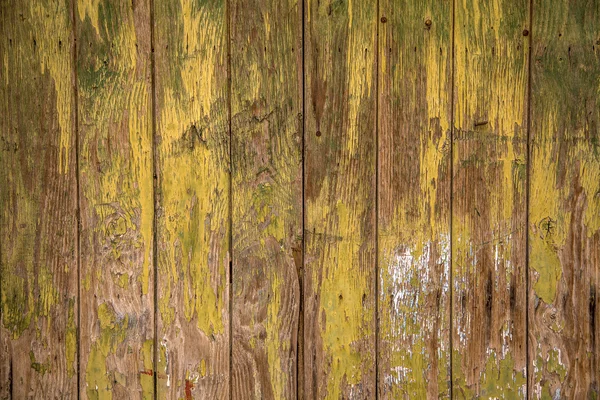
top-left (381, 16), bottom-right (387, 23)
top-left (425, 19), bottom-right (432, 27)
top-left (316, 130), bottom-right (322, 137)
top-left (523, 29), bottom-right (529, 36)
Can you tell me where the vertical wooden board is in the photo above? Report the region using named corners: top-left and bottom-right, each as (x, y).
top-left (0, 0), bottom-right (78, 398)
top-left (153, 0), bottom-right (230, 398)
top-left (377, 0), bottom-right (452, 398)
top-left (304, 0), bottom-right (377, 398)
top-left (230, 0), bottom-right (303, 396)
top-left (529, 0), bottom-right (600, 398)
top-left (452, 0), bottom-right (529, 397)
top-left (76, 0), bottom-right (154, 398)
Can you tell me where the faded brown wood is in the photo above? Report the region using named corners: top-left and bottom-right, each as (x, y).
top-left (452, 0), bottom-right (530, 397)
top-left (76, 0), bottom-right (154, 398)
top-left (230, 0), bottom-right (303, 397)
top-left (153, 0), bottom-right (230, 398)
top-left (0, 0), bottom-right (78, 398)
top-left (528, 0), bottom-right (600, 397)
top-left (303, 0), bottom-right (377, 398)
top-left (377, 1), bottom-right (452, 398)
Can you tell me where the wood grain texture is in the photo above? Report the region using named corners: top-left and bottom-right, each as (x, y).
top-left (230, 0), bottom-right (303, 397)
top-left (303, 0), bottom-right (377, 398)
top-left (452, 0), bottom-right (530, 397)
top-left (529, 0), bottom-right (600, 397)
top-left (377, 1), bottom-right (452, 398)
top-left (76, 0), bottom-right (154, 398)
top-left (153, 0), bottom-right (230, 398)
top-left (0, 0), bottom-right (78, 398)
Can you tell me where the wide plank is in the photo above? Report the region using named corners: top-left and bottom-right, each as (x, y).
top-left (76, 0), bottom-right (154, 397)
top-left (0, 0), bottom-right (78, 397)
top-left (304, 0), bottom-right (378, 397)
top-left (452, 0), bottom-right (530, 396)
top-left (377, 0), bottom-right (452, 397)
top-left (230, 0), bottom-right (303, 397)
top-left (529, 0), bottom-right (600, 397)
top-left (153, 0), bottom-right (230, 398)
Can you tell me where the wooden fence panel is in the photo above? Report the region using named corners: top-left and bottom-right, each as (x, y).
top-left (76, 0), bottom-right (154, 398)
top-left (230, 0), bottom-right (303, 397)
top-left (0, 0), bottom-right (78, 397)
top-left (153, 1), bottom-right (230, 398)
top-left (377, 0), bottom-right (452, 397)
top-left (303, 0), bottom-right (378, 397)
top-left (529, 0), bottom-right (600, 397)
top-left (452, 0), bottom-right (530, 397)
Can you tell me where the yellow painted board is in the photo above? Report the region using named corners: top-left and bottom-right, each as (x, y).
top-left (76, 0), bottom-right (154, 398)
top-left (377, 0), bottom-right (452, 397)
top-left (529, 0), bottom-right (600, 397)
top-left (303, 0), bottom-right (377, 397)
top-left (230, 0), bottom-right (303, 398)
top-left (0, 0), bottom-right (78, 397)
top-left (153, 0), bottom-right (230, 398)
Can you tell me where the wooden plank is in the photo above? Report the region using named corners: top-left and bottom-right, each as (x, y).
top-left (303, 0), bottom-right (377, 397)
top-left (76, 0), bottom-right (154, 398)
top-left (153, 0), bottom-right (230, 398)
top-left (528, 0), bottom-right (600, 397)
top-left (0, 0), bottom-right (78, 398)
top-left (451, 0), bottom-right (530, 397)
top-left (377, 1), bottom-right (452, 398)
top-left (229, 0), bottom-right (303, 397)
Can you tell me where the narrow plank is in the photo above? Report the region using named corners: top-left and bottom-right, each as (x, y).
top-left (76, 0), bottom-right (154, 398)
top-left (153, 0), bottom-right (230, 398)
top-left (452, 0), bottom-right (530, 396)
top-left (230, 0), bottom-right (303, 396)
top-left (377, 1), bottom-right (452, 397)
top-left (303, 0), bottom-right (377, 397)
top-left (0, 0), bottom-right (78, 398)
top-left (529, 0), bottom-right (600, 397)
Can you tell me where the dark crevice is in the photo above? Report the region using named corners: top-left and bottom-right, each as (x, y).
top-left (449, 0), bottom-right (456, 396)
top-left (374, 0), bottom-right (380, 397)
top-left (227, 0), bottom-right (233, 397)
top-left (525, 0), bottom-right (534, 397)
top-left (70, 0), bottom-right (82, 398)
top-left (148, 0), bottom-right (159, 398)
top-left (298, 0), bottom-right (306, 397)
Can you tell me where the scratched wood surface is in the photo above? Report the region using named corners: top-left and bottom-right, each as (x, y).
top-left (153, 0), bottom-right (230, 398)
top-left (377, 0), bottom-right (452, 398)
top-left (76, 0), bottom-right (154, 398)
top-left (229, 0), bottom-right (302, 397)
top-left (0, 0), bottom-right (78, 398)
top-left (2, 0), bottom-right (600, 399)
top-left (529, 0), bottom-right (600, 398)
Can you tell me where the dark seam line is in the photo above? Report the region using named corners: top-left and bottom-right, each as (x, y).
top-left (525, 0), bottom-right (534, 397)
top-left (71, 0), bottom-right (82, 398)
top-left (148, 0), bottom-right (159, 397)
top-left (449, 0), bottom-right (456, 396)
top-left (227, 0), bottom-right (233, 397)
top-left (298, 0), bottom-right (306, 397)
top-left (374, 0), bottom-right (380, 397)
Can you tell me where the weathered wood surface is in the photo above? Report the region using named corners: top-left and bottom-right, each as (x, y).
top-left (303, 0), bottom-right (377, 398)
top-left (2, 0), bottom-right (600, 398)
top-left (153, 0), bottom-right (230, 398)
top-left (377, 0), bottom-right (452, 398)
top-left (229, 0), bottom-right (302, 397)
top-left (0, 0), bottom-right (78, 398)
top-left (452, 0), bottom-right (530, 397)
top-left (76, 0), bottom-right (154, 398)
top-left (529, 0), bottom-right (600, 398)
